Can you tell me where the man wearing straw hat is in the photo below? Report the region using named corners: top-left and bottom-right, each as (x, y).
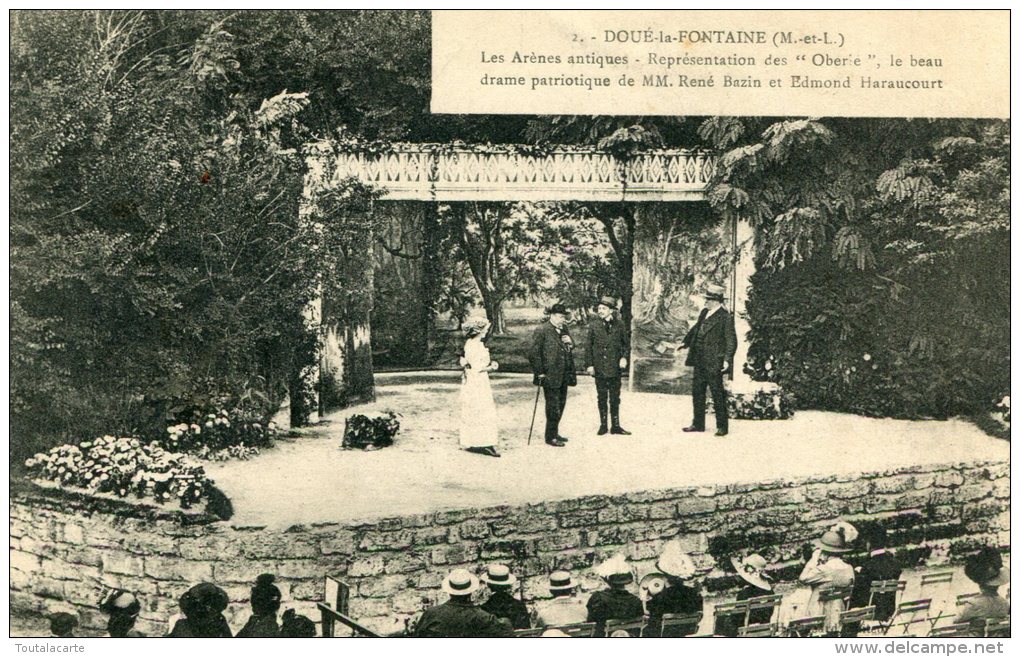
top-left (415, 569), bottom-right (513, 637)
top-left (680, 284), bottom-right (737, 437)
top-left (480, 564), bottom-right (531, 629)
top-left (532, 571), bottom-right (588, 627)
top-left (585, 296), bottom-right (631, 436)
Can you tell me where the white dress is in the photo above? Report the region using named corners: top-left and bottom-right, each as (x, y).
top-left (459, 338), bottom-right (499, 449)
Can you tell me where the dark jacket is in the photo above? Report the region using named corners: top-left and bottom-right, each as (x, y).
top-left (849, 551), bottom-right (902, 621)
top-left (236, 613), bottom-right (280, 638)
top-left (584, 316), bottom-right (628, 378)
top-left (681, 307), bottom-right (737, 372)
top-left (480, 590), bottom-right (531, 630)
top-left (167, 616), bottom-right (233, 638)
top-left (645, 582), bottom-right (704, 637)
top-left (414, 599), bottom-right (514, 638)
top-left (586, 588), bottom-right (644, 637)
top-left (529, 322), bottom-right (577, 388)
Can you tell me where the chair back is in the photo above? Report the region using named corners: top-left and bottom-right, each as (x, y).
top-left (738, 622), bottom-right (777, 637)
top-left (555, 621), bottom-right (597, 637)
top-left (955, 592), bottom-right (980, 608)
top-left (920, 571), bottom-right (954, 587)
top-left (819, 587), bottom-right (853, 606)
top-left (513, 627), bottom-right (546, 637)
top-left (983, 618), bottom-right (1010, 638)
top-left (839, 606), bottom-right (876, 626)
top-left (746, 594), bottom-right (782, 623)
top-left (660, 613), bottom-right (702, 637)
top-left (930, 623), bottom-right (975, 638)
top-left (897, 599), bottom-right (932, 615)
top-left (785, 615), bottom-right (825, 637)
top-left (604, 617), bottom-right (645, 637)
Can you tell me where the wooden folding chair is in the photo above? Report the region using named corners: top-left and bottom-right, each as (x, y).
top-left (659, 613), bottom-right (702, 637)
top-left (738, 623), bottom-right (777, 637)
top-left (746, 594), bottom-right (783, 625)
top-left (930, 623), bottom-right (976, 638)
top-left (839, 605), bottom-right (876, 635)
top-left (983, 618), bottom-right (1010, 638)
top-left (920, 571), bottom-right (955, 624)
top-left (604, 617), bottom-right (645, 637)
top-left (713, 600), bottom-right (750, 636)
top-left (785, 616), bottom-right (825, 637)
top-left (514, 627), bottom-right (546, 637)
top-left (886, 599), bottom-right (932, 636)
top-left (865, 580), bottom-right (906, 633)
top-left (920, 571), bottom-right (954, 587)
top-left (956, 592), bottom-right (980, 608)
top-left (554, 621), bottom-right (597, 637)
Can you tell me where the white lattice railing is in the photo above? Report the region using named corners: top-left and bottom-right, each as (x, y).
top-left (306, 144), bottom-right (715, 202)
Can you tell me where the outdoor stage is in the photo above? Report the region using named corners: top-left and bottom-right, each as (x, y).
top-left (207, 372), bottom-right (1010, 529)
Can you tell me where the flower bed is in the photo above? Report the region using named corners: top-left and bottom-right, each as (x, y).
top-left (342, 411), bottom-right (400, 450)
top-left (25, 436), bottom-right (212, 508)
top-left (162, 408), bottom-right (278, 459)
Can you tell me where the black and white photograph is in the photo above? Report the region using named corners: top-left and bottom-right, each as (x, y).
top-left (7, 6), bottom-right (1011, 646)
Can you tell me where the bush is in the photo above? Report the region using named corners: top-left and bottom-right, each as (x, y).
top-left (342, 412), bottom-right (400, 450)
top-left (25, 436), bottom-right (211, 508)
top-left (163, 407), bottom-right (279, 458)
top-left (727, 387), bottom-right (796, 420)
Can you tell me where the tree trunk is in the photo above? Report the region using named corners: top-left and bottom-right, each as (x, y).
top-left (480, 291), bottom-right (506, 335)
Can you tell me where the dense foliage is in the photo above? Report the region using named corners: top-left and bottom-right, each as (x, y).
top-left (342, 412), bottom-right (400, 450)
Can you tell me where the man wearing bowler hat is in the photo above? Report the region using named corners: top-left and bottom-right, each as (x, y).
top-left (680, 284), bottom-right (737, 436)
top-left (529, 303), bottom-right (577, 447)
top-left (585, 296), bottom-right (631, 436)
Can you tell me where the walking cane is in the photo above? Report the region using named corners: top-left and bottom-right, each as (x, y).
top-left (526, 383), bottom-right (541, 445)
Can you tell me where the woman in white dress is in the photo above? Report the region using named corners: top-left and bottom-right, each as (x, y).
top-left (459, 317), bottom-right (501, 457)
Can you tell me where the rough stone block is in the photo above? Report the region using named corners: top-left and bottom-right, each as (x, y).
top-left (383, 553), bottom-right (427, 575)
top-left (357, 574), bottom-right (411, 598)
top-left (319, 531), bottom-right (358, 556)
top-left (34, 576), bottom-right (67, 599)
top-left (61, 524), bottom-right (85, 545)
top-left (10, 568), bottom-right (30, 591)
top-left (214, 559), bottom-right (278, 584)
top-left (102, 551), bottom-right (145, 577)
top-left (675, 496), bottom-right (717, 516)
top-left (535, 531), bottom-right (584, 553)
top-left (647, 502), bottom-right (678, 520)
top-left (934, 471), bottom-right (965, 488)
top-left (10, 549), bottom-right (42, 574)
top-left (429, 543), bottom-right (478, 566)
top-left (557, 510), bottom-right (601, 529)
top-left (274, 559), bottom-right (324, 580)
top-left (349, 556), bottom-right (386, 577)
top-left (955, 484), bottom-right (992, 503)
top-left (491, 513), bottom-right (557, 536)
top-left (359, 530), bottom-right (413, 552)
top-left (456, 519), bottom-right (491, 540)
top-left (596, 505), bottom-right (649, 525)
top-left (391, 589), bottom-right (435, 614)
top-left (411, 526), bottom-right (450, 546)
top-left (144, 557), bottom-right (215, 582)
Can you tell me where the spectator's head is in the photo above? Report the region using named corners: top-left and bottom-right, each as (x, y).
top-left (865, 524), bottom-right (889, 551)
top-left (964, 546), bottom-right (1009, 592)
top-left (99, 590), bottom-right (141, 637)
top-left (441, 568), bottom-right (479, 601)
top-left (179, 582), bottom-right (230, 636)
top-left (594, 552), bottom-right (633, 590)
top-left (250, 573), bottom-right (282, 617)
top-left (547, 570), bottom-right (577, 598)
top-left (49, 612), bottom-right (78, 637)
top-left (480, 563), bottom-right (517, 592)
top-left (731, 553), bottom-right (772, 591)
top-left (656, 540), bottom-right (697, 582)
top-left (546, 303), bottom-right (570, 328)
top-left (280, 609), bottom-right (316, 637)
top-left (816, 521), bottom-right (858, 555)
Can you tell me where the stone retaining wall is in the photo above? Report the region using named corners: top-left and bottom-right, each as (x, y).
top-left (10, 459), bottom-right (1010, 637)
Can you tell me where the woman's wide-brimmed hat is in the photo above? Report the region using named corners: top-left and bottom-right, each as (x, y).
top-left (816, 522), bottom-right (858, 553)
top-left (594, 552), bottom-right (634, 586)
top-left (545, 302), bottom-right (570, 316)
top-left (704, 284), bottom-right (727, 302)
top-left (547, 570), bottom-right (577, 592)
top-left (480, 563), bottom-right (518, 588)
top-left (731, 554), bottom-right (773, 591)
top-left (595, 296), bottom-right (619, 310)
top-left (463, 316), bottom-right (491, 337)
top-left (964, 547), bottom-right (1010, 587)
top-left (99, 590), bottom-right (141, 617)
top-left (442, 568), bottom-right (480, 596)
top-left (656, 541), bottom-right (697, 579)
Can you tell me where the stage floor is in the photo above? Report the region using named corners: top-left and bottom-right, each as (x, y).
top-left (208, 372), bottom-right (1009, 529)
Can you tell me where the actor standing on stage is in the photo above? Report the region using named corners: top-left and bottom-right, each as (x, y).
top-left (529, 303), bottom-right (576, 447)
top-left (680, 284), bottom-right (737, 437)
top-left (584, 296), bottom-right (630, 435)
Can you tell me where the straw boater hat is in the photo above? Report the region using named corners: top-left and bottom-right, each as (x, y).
top-left (964, 547), bottom-right (1010, 587)
top-left (730, 554), bottom-right (773, 591)
top-left (547, 570), bottom-right (577, 592)
top-left (704, 284), bottom-right (727, 302)
top-left (442, 568), bottom-right (480, 596)
top-left (816, 521), bottom-right (858, 554)
top-left (656, 541), bottom-right (697, 579)
top-left (595, 296), bottom-right (619, 310)
top-left (480, 563), bottom-right (517, 588)
top-left (594, 553), bottom-right (634, 586)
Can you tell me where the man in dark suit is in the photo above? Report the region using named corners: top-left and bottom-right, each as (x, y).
top-left (844, 525), bottom-right (902, 636)
top-left (529, 303), bottom-right (576, 447)
top-left (680, 284), bottom-right (737, 436)
top-left (415, 569), bottom-right (514, 637)
top-left (585, 296), bottom-right (631, 435)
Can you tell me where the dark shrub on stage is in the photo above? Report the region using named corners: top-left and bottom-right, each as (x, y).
top-left (342, 412), bottom-right (400, 450)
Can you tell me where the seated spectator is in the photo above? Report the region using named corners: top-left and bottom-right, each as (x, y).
top-left (956, 546), bottom-right (1009, 635)
top-left (844, 525), bottom-right (901, 636)
top-left (799, 522), bottom-right (856, 636)
top-left (99, 590), bottom-right (145, 637)
top-left (587, 553), bottom-right (643, 637)
top-left (532, 571), bottom-right (588, 628)
top-left (414, 569), bottom-right (513, 637)
top-left (280, 609), bottom-right (317, 638)
top-left (715, 553), bottom-right (774, 637)
top-left (168, 583), bottom-right (233, 637)
top-left (236, 574), bottom-right (282, 637)
top-left (479, 564), bottom-right (530, 629)
top-left (49, 612), bottom-right (78, 638)
top-left (645, 541), bottom-right (704, 638)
